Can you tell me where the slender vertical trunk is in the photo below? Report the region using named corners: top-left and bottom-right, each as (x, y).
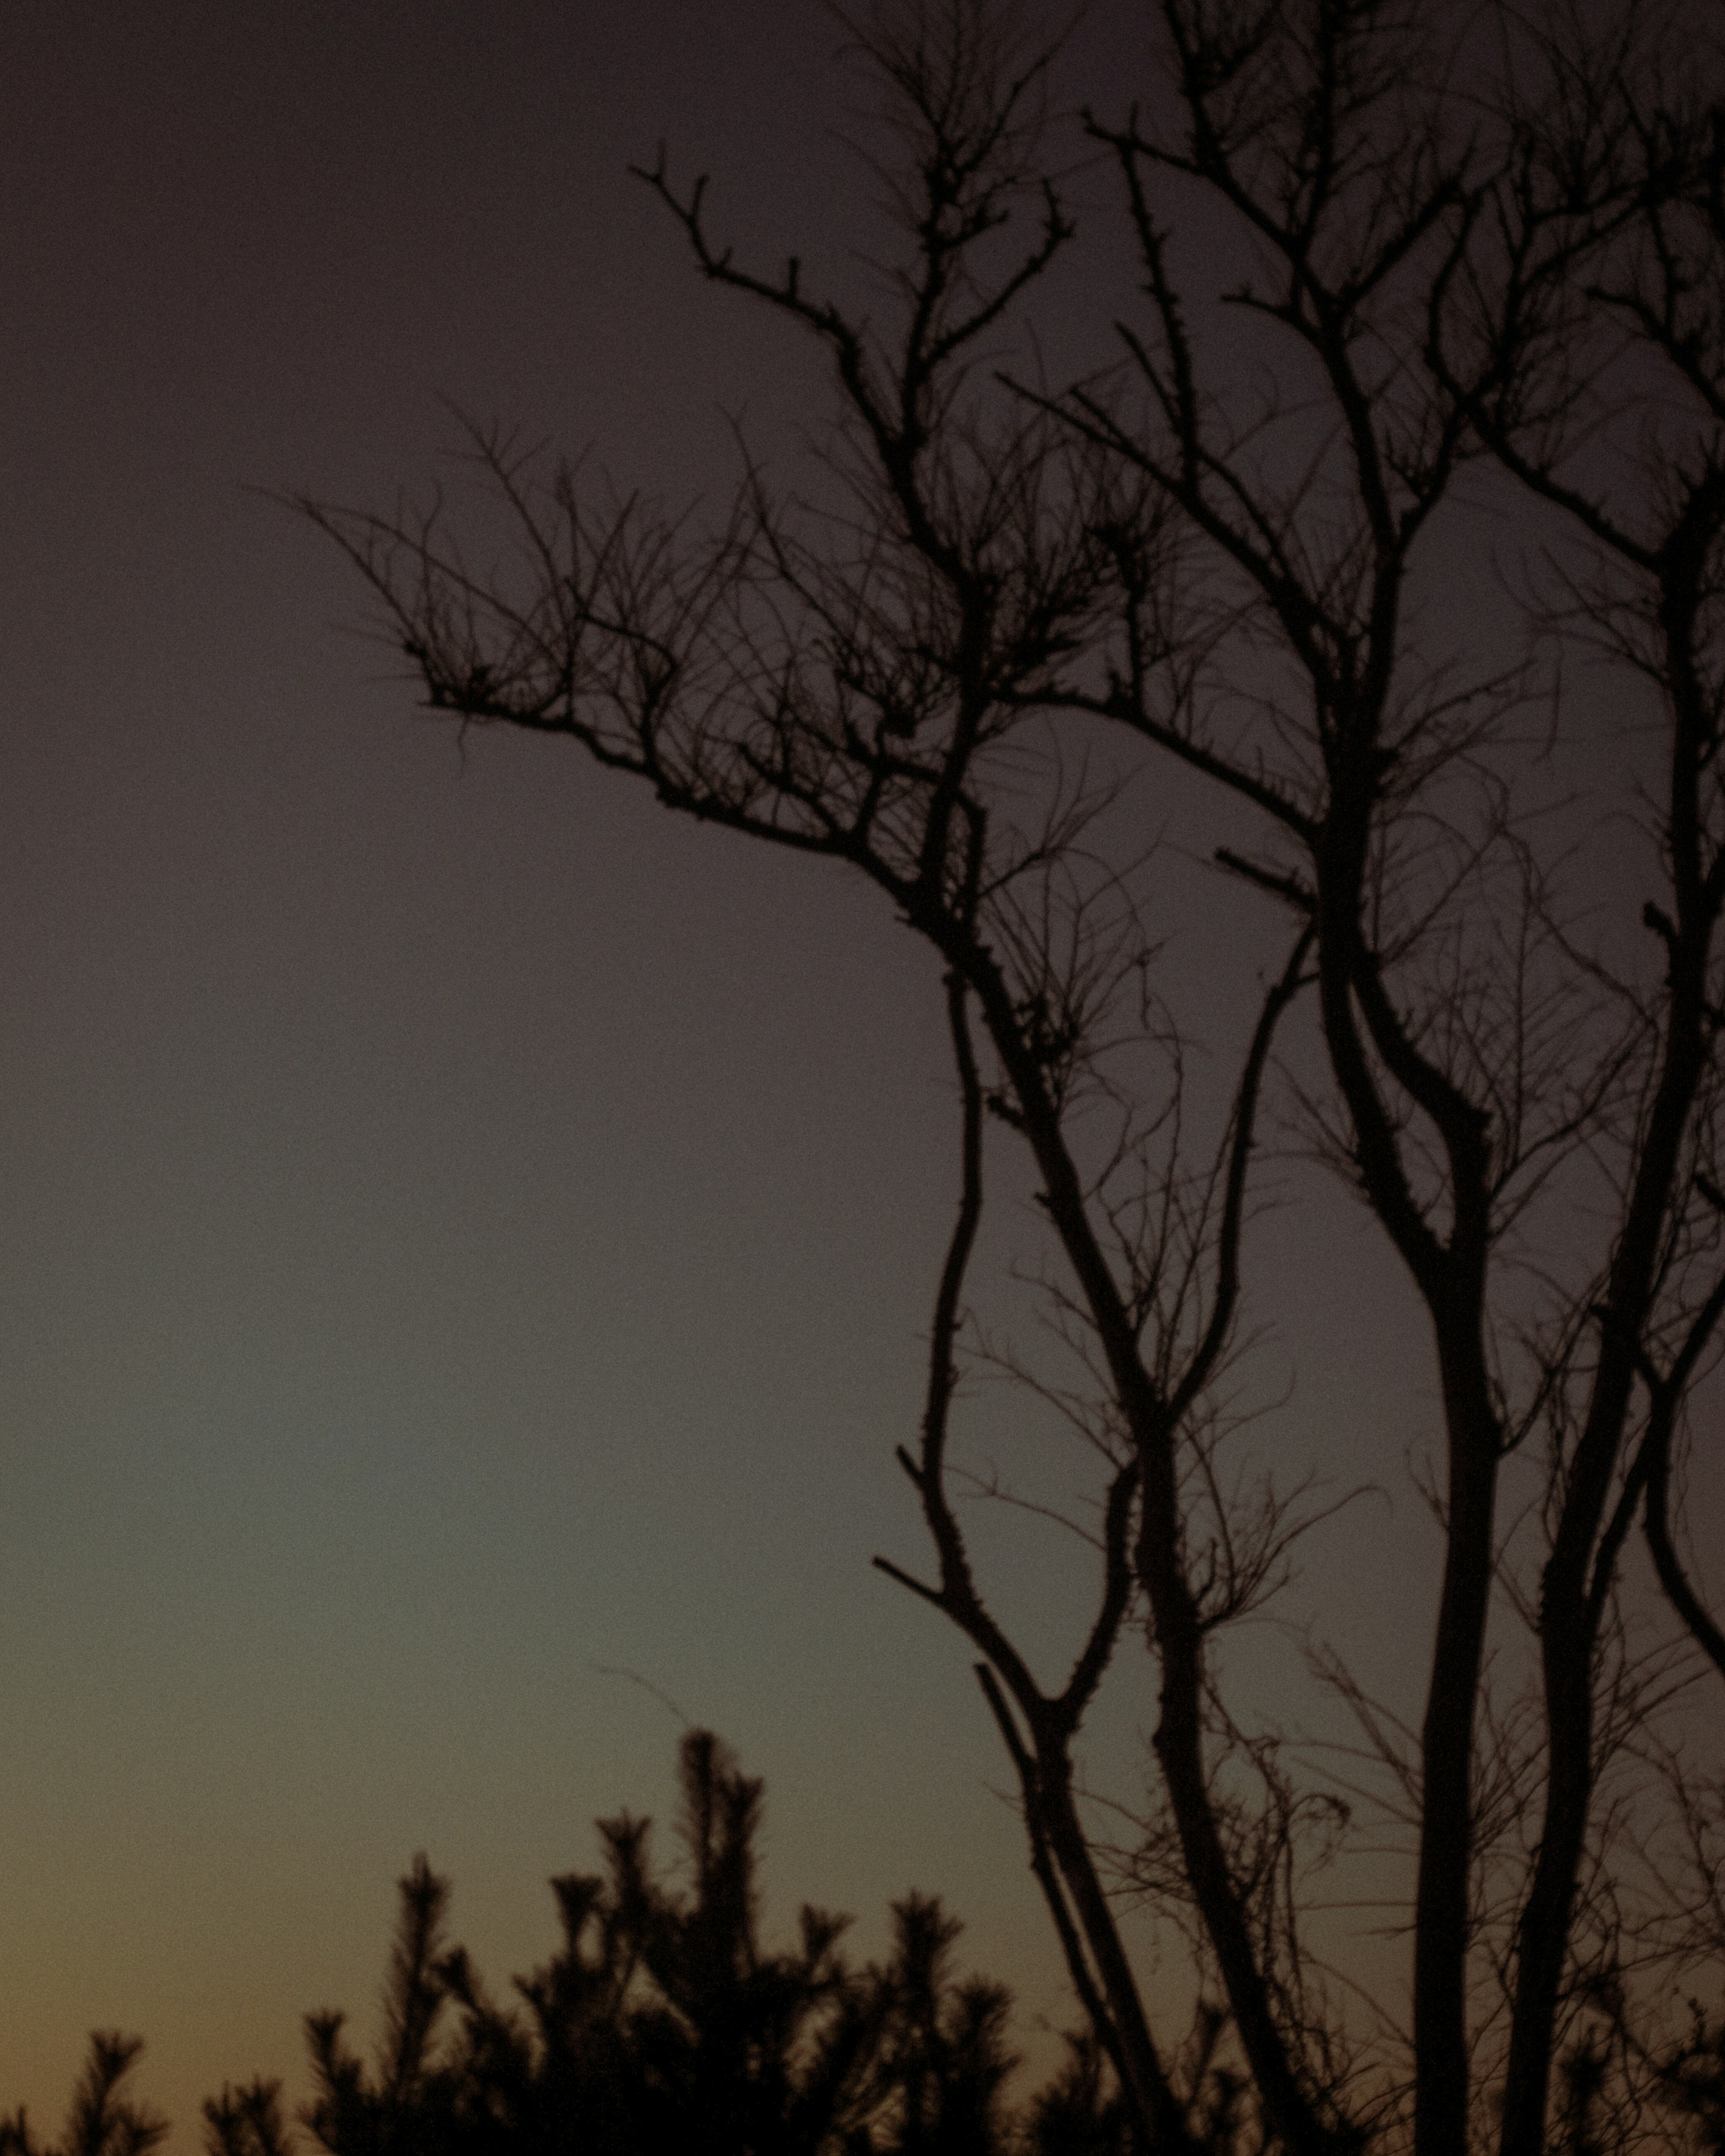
top-left (1498, 1353), bottom-right (1637, 2156)
top-left (1138, 1425), bottom-right (1335, 2156)
top-left (1499, 1642), bottom-right (1594, 2156)
top-left (1042, 1754), bottom-right (1196, 2154)
top-left (1313, 782), bottom-right (1503, 2156)
top-left (1412, 1361), bottom-right (1500, 2156)
top-left (965, 951), bottom-right (1334, 2156)
top-left (974, 1661), bottom-right (1187, 2153)
top-left (1502, 881), bottom-right (1711, 2154)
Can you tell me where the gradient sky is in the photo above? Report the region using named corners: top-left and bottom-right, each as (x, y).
top-left (5, 2), bottom-right (1719, 2147)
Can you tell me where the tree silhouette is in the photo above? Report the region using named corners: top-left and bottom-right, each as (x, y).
top-left (294, 1728), bottom-right (1084, 2156)
top-left (4, 1731), bottom-right (1156, 2156)
top-left (0, 2035), bottom-right (167, 2156)
top-left (301, 2), bottom-right (1725, 2149)
top-left (202, 2081), bottom-right (295, 2156)
top-left (10, 1732), bottom-right (1717, 2148)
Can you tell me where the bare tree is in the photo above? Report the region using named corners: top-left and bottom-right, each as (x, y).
top-left (1045, 2), bottom-right (1725, 2150)
top-left (299, 4), bottom-right (1725, 2152)
top-left (1424, 16), bottom-right (1725, 2150)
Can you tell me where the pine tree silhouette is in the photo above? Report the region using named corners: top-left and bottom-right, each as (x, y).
top-left (7, 1732), bottom-right (1154, 2156)
top-left (289, 1729), bottom-right (1131, 2155)
top-left (0, 2034), bottom-right (167, 2156)
top-left (202, 2079), bottom-right (295, 2156)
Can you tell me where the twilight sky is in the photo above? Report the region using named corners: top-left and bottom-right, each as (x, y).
top-left (6, 1), bottom-right (1716, 2145)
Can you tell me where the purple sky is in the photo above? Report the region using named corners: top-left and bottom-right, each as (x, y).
top-left (6, 2), bottom-right (1718, 2145)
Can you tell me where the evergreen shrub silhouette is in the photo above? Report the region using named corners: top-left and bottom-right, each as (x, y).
top-left (3, 1731), bottom-right (1154, 2156)
top-left (49, 1732), bottom-right (1715, 2151)
top-left (0, 2033), bottom-right (168, 2156)
top-left (290, 1729), bottom-right (1039, 2156)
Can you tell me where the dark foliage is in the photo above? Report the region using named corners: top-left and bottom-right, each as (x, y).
top-left (289, 1729), bottom-right (1059, 2156)
top-left (4, 1732), bottom-right (1159, 2156)
top-left (0, 2035), bottom-right (168, 2156)
top-left (298, 1), bottom-right (1725, 2141)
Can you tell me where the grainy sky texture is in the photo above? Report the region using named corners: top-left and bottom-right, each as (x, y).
top-left (6, 2), bottom-right (1718, 2147)
top-left (0, 7), bottom-right (1168, 2134)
